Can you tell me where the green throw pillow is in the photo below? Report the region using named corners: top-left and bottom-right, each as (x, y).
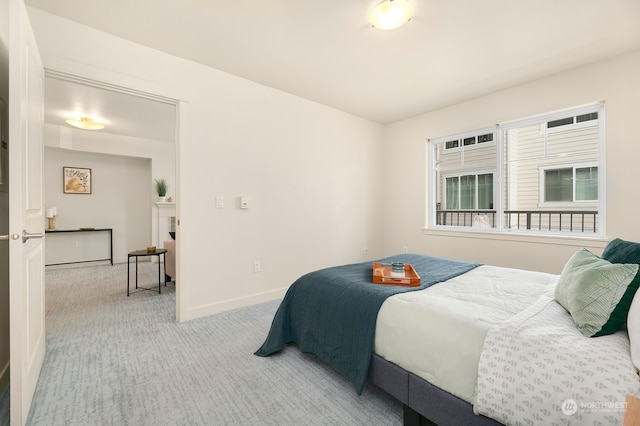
top-left (602, 238), bottom-right (640, 264)
top-left (555, 248), bottom-right (639, 337)
top-left (601, 238), bottom-right (640, 332)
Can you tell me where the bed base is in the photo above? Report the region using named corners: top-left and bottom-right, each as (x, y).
top-left (368, 354), bottom-right (501, 426)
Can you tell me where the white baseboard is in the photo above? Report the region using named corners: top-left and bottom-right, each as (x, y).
top-left (179, 288), bottom-right (286, 322)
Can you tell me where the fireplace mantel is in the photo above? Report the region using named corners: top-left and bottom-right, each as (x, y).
top-left (156, 202), bottom-right (176, 249)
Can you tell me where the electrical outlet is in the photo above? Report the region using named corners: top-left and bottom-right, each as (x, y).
top-left (73, 240), bottom-right (79, 248)
top-left (253, 261), bottom-right (261, 273)
top-left (403, 246), bottom-right (408, 253)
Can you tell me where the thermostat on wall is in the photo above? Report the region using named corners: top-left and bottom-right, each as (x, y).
top-left (240, 197), bottom-right (249, 209)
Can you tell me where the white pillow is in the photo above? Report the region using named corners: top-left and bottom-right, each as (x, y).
top-left (628, 290), bottom-right (640, 371)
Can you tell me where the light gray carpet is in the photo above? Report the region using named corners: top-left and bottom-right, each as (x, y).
top-left (26, 263), bottom-right (402, 425)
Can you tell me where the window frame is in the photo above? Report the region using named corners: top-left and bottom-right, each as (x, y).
top-left (427, 103), bottom-right (605, 238)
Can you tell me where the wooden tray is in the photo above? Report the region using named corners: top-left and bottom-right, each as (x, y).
top-left (372, 262), bottom-right (421, 287)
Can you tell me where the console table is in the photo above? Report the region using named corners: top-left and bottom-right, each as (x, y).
top-left (45, 228), bottom-right (113, 266)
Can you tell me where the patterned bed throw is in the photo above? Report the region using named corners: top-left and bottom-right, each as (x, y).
top-left (255, 253), bottom-right (480, 394)
top-left (475, 288), bottom-right (640, 425)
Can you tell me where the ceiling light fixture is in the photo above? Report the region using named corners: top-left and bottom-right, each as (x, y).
top-left (65, 116), bottom-right (105, 130)
top-left (370, 0), bottom-right (414, 30)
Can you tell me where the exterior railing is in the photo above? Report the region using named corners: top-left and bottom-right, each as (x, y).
top-left (437, 210), bottom-right (497, 228)
top-left (436, 210), bottom-right (598, 233)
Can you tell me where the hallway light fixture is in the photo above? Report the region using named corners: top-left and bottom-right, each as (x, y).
top-left (370, 0), bottom-right (414, 30)
top-left (65, 116), bottom-right (105, 130)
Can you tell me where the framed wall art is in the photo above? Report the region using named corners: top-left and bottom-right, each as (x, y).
top-left (63, 166), bottom-right (92, 194)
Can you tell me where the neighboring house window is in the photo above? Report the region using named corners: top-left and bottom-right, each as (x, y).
top-left (428, 104), bottom-right (604, 236)
top-left (445, 173), bottom-right (493, 209)
top-left (543, 165), bottom-right (598, 203)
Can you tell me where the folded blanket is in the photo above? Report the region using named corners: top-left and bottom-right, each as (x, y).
top-left (255, 253), bottom-right (480, 393)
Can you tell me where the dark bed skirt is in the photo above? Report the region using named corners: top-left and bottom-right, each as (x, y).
top-left (367, 354), bottom-right (501, 426)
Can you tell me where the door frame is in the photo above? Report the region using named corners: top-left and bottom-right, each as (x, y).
top-left (41, 69), bottom-right (183, 321)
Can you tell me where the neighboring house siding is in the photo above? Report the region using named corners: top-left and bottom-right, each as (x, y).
top-left (436, 141), bottom-right (496, 208)
top-left (436, 122), bottom-right (598, 217)
top-left (505, 122), bottom-right (598, 212)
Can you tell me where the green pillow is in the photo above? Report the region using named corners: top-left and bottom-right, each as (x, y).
top-left (555, 248), bottom-right (639, 337)
top-left (601, 238), bottom-right (640, 264)
top-left (601, 238), bottom-right (640, 330)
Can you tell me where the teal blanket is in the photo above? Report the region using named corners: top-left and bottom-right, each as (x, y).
top-left (255, 254), bottom-right (480, 394)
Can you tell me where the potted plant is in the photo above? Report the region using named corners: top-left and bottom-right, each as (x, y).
top-left (155, 178), bottom-right (168, 202)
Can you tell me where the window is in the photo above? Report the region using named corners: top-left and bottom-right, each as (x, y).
top-left (544, 168), bottom-right (573, 202)
top-left (445, 140), bottom-right (459, 149)
top-left (547, 112), bottom-right (598, 128)
top-left (575, 166), bottom-right (598, 200)
top-left (543, 166), bottom-right (598, 202)
top-left (547, 117), bottom-right (574, 128)
top-left (445, 133), bottom-right (494, 150)
top-left (445, 173), bottom-right (493, 209)
top-left (429, 104), bottom-right (603, 236)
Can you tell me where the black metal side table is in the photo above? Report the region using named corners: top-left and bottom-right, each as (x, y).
top-left (127, 249), bottom-right (167, 296)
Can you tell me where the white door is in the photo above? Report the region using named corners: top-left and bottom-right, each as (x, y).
top-left (8, 0), bottom-right (45, 424)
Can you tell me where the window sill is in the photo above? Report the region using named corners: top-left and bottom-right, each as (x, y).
top-left (422, 227), bottom-right (608, 249)
top-left (537, 202), bottom-right (598, 209)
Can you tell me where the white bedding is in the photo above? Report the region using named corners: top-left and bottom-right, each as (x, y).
top-left (374, 265), bottom-right (558, 403)
top-left (475, 287), bottom-right (640, 425)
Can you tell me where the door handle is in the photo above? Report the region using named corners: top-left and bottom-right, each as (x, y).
top-left (0, 234), bottom-right (20, 241)
top-left (22, 230), bottom-right (44, 243)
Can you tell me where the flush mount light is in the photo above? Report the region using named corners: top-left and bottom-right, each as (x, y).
top-left (65, 116), bottom-right (105, 130)
top-left (370, 0), bottom-right (414, 30)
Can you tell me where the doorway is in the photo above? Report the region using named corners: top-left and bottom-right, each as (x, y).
top-left (42, 70), bottom-right (179, 300)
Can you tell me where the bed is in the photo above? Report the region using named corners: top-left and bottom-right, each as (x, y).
top-left (255, 238), bottom-right (640, 425)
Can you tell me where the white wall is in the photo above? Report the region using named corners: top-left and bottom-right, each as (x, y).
top-left (27, 8), bottom-right (385, 321)
top-left (44, 124), bottom-right (176, 253)
top-left (382, 49), bottom-right (640, 274)
top-left (44, 148), bottom-right (151, 264)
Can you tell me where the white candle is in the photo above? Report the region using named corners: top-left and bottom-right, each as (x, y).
top-left (46, 208), bottom-right (53, 218)
top-left (51, 207), bottom-right (57, 216)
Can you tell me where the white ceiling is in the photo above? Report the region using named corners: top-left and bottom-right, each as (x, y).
top-left (44, 75), bottom-right (177, 143)
top-left (26, 0), bottom-right (640, 132)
